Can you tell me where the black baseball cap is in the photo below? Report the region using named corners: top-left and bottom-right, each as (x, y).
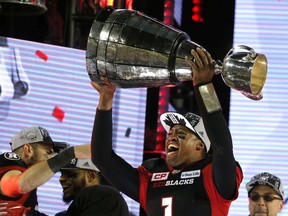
top-left (246, 172), bottom-right (284, 199)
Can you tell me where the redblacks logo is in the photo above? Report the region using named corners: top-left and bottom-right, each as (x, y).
top-left (151, 172), bottom-right (169, 181)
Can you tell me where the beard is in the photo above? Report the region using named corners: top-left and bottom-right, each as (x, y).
top-left (62, 178), bottom-right (87, 203)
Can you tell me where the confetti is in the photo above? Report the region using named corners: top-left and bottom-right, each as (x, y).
top-left (35, 50), bottom-right (48, 61)
top-left (52, 105), bottom-right (65, 122)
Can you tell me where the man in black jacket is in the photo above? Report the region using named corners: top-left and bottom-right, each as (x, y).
top-left (56, 158), bottom-right (129, 216)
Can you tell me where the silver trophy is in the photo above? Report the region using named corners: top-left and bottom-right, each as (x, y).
top-left (86, 6), bottom-right (267, 100)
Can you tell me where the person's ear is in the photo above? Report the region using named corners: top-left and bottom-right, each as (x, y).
top-left (196, 141), bottom-right (205, 151)
top-left (23, 144), bottom-right (33, 156)
top-left (278, 200), bottom-right (284, 212)
top-left (86, 171), bottom-right (100, 183)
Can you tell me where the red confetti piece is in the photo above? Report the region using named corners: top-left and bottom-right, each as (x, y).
top-left (35, 50), bottom-right (48, 61)
top-left (52, 106), bottom-right (65, 122)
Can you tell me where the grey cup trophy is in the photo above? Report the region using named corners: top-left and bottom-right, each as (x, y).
top-left (86, 6), bottom-right (267, 100)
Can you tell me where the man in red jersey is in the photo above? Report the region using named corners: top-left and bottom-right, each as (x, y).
top-left (0, 126), bottom-right (90, 216)
top-left (91, 47), bottom-right (243, 216)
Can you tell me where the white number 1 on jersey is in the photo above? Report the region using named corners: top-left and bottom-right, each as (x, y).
top-left (162, 197), bottom-right (173, 216)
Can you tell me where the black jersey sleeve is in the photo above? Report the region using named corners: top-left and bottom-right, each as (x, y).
top-left (91, 109), bottom-right (140, 202)
top-left (194, 84), bottom-right (240, 200)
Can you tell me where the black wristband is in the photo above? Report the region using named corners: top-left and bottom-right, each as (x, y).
top-left (47, 147), bottom-right (75, 173)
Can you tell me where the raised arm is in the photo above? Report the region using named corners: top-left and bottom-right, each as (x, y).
top-left (0, 145), bottom-right (90, 197)
top-left (185, 48), bottom-right (241, 199)
top-left (90, 82), bottom-right (140, 202)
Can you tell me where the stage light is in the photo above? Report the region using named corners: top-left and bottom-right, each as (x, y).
top-left (191, 0), bottom-right (204, 22)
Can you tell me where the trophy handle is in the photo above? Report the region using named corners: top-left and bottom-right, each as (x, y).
top-left (227, 45), bottom-right (257, 61)
top-left (216, 45), bottom-right (267, 100)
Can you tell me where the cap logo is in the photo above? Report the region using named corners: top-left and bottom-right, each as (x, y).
top-left (70, 158), bottom-right (77, 165)
top-left (163, 113), bottom-right (187, 128)
top-left (82, 161), bottom-right (90, 168)
top-left (198, 131), bottom-right (204, 138)
top-left (4, 152), bottom-right (20, 160)
top-left (184, 113), bottom-right (200, 127)
top-left (259, 176), bottom-right (269, 181)
top-left (26, 132), bottom-right (37, 141)
top-left (252, 173), bottom-right (281, 189)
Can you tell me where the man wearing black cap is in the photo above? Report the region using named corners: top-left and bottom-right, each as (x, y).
top-left (56, 158), bottom-right (129, 216)
top-left (246, 172), bottom-right (284, 216)
top-left (0, 126), bottom-right (90, 216)
top-left (90, 48), bottom-right (243, 215)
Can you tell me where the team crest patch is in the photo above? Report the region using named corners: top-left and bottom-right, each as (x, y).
top-left (4, 152), bottom-right (21, 160)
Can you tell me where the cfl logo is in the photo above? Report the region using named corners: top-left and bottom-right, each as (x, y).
top-left (151, 172), bottom-right (169, 181)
